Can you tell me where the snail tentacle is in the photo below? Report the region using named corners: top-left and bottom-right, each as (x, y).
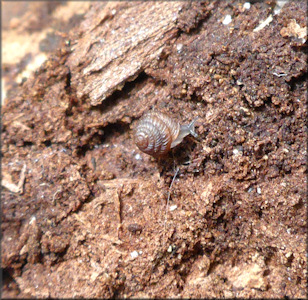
top-left (171, 117), bottom-right (199, 148)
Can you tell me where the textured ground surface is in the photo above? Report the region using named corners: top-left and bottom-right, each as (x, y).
top-left (2, 1), bottom-right (307, 298)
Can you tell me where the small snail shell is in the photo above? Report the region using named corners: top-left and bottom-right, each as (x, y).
top-left (133, 111), bottom-right (198, 157)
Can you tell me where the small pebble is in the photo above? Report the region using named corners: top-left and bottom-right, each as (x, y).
top-left (130, 251), bottom-right (139, 259)
top-left (176, 43), bottom-right (183, 53)
top-left (243, 2), bottom-right (251, 10)
top-left (222, 15), bottom-right (232, 25)
top-left (257, 187), bottom-right (262, 194)
top-left (135, 153), bottom-right (142, 160)
top-left (233, 148), bottom-right (239, 156)
top-left (169, 205), bottom-right (177, 211)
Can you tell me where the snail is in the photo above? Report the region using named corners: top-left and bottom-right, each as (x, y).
top-left (133, 111), bottom-right (198, 157)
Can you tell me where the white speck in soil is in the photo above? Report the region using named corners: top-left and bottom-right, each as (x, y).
top-left (130, 250), bottom-right (139, 259)
top-left (176, 43), bottom-right (183, 53)
top-left (169, 205), bottom-right (177, 211)
top-left (222, 15), bottom-right (232, 25)
top-left (243, 2), bottom-right (251, 10)
top-left (233, 148), bottom-right (239, 156)
top-left (135, 153), bottom-right (142, 160)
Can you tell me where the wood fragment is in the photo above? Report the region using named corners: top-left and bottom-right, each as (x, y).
top-left (2, 164), bottom-right (26, 194)
top-left (66, 2), bottom-right (184, 106)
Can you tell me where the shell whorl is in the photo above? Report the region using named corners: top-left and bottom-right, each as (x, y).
top-left (133, 111), bottom-right (180, 157)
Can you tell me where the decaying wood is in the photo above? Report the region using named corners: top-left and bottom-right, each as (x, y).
top-left (66, 2), bottom-right (204, 105)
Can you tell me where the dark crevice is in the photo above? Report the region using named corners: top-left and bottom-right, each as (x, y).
top-left (252, 97), bottom-right (273, 113)
top-left (288, 71), bottom-right (308, 92)
top-left (43, 140), bottom-right (52, 147)
top-left (102, 121), bottom-right (131, 139)
top-left (22, 141), bottom-right (34, 147)
top-left (3, 268), bottom-right (21, 295)
top-left (92, 71), bottom-right (148, 113)
top-left (263, 246), bottom-right (278, 265)
top-left (74, 121), bottom-right (131, 158)
top-left (189, 89), bottom-right (207, 105)
top-left (65, 68), bottom-right (71, 90)
top-left (293, 199), bottom-right (304, 210)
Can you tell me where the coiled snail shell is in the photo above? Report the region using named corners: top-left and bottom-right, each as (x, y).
top-left (133, 111), bottom-right (198, 157)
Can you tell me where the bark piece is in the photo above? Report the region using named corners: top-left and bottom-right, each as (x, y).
top-left (66, 2), bottom-right (194, 105)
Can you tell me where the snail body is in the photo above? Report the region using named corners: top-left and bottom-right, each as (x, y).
top-left (133, 111), bottom-right (198, 157)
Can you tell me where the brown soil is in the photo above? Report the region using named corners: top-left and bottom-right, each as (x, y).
top-left (2, 1), bottom-right (307, 298)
